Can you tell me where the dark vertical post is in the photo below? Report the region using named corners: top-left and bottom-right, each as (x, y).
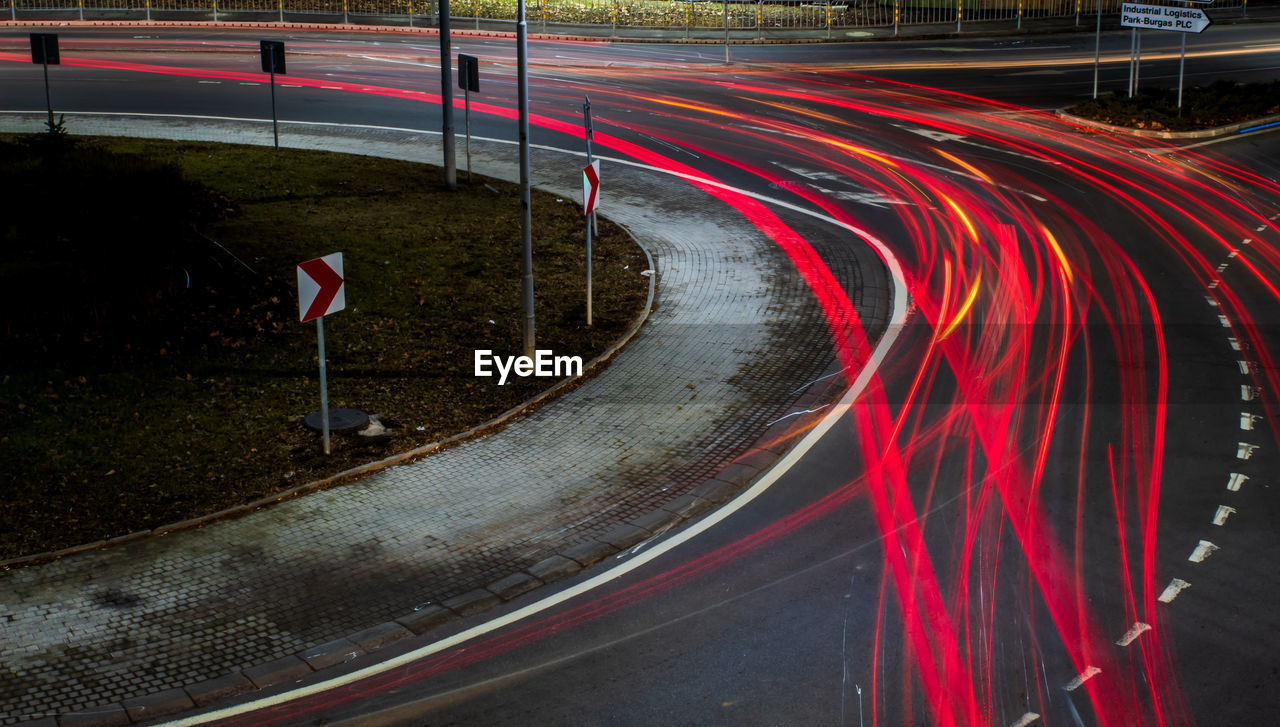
top-left (518, 0), bottom-right (535, 356)
top-left (583, 96), bottom-right (594, 327)
top-left (270, 66), bottom-right (279, 151)
top-left (440, 0), bottom-right (457, 190)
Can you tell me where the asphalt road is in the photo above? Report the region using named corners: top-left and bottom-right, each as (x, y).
top-left (2, 22), bottom-right (1278, 726)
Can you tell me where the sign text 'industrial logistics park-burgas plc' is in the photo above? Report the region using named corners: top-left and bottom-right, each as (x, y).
top-left (1120, 3), bottom-right (1212, 33)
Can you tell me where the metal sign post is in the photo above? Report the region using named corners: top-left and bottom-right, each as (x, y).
top-left (29, 34), bottom-right (59, 131)
top-left (1092, 0), bottom-right (1102, 99)
top-left (260, 40), bottom-right (286, 150)
top-left (297, 252), bottom-right (346, 455)
top-left (518, 0), bottom-right (535, 357)
top-left (458, 53), bottom-right (479, 183)
top-left (1120, 2), bottom-right (1213, 101)
top-left (583, 97), bottom-right (596, 327)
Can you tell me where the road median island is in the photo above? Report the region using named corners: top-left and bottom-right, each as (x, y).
top-left (0, 132), bottom-right (651, 562)
top-left (1064, 79), bottom-right (1280, 135)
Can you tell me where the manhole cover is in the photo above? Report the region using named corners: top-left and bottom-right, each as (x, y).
top-left (304, 408), bottom-right (370, 432)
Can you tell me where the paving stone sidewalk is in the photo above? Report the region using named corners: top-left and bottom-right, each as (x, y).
top-left (0, 114), bottom-right (892, 725)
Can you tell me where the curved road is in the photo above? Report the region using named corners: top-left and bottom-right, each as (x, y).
top-left (3, 22), bottom-right (1279, 727)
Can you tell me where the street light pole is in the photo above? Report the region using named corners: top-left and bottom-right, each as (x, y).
top-left (518, 0), bottom-right (535, 356)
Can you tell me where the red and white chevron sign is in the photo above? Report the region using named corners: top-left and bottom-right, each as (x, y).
top-left (297, 252), bottom-right (346, 323)
top-left (582, 160), bottom-right (600, 216)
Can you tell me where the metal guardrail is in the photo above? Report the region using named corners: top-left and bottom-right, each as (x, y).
top-left (5, 0), bottom-right (1256, 33)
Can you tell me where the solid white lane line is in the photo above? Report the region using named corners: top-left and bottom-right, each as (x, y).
top-left (1158, 578), bottom-right (1191, 603)
top-left (1064, 666), bottom-right (1101, 691)
top-left (1115, 622), bottom-right (1151, 647)
top-left (1188, 540), bottom-right (1219, 563)
top-left (1212, 505), bottom-right (1236, 526)
top-left (117, 114), bottom-right (913, 727)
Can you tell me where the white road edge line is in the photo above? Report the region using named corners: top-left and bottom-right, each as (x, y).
top-left (32, 112), bottom-right (914, 727)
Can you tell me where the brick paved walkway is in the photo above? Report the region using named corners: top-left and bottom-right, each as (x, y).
top-left (0, 114), bottom-right (892, 724)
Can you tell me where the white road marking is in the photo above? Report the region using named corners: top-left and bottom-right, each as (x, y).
top-left (1207, 279), bottom-right (1219, 289)
top-left (1158, 578), bottom-right (1191, 603)
top-left (239, 82), bottom-right (261, 86)
top-left (1257, 225), bottom-right (1268, 232)
top-left (1064, 666), bottom-right (1101, 691)
top-left (81, 112), bottom-right (913, 727)
top-left (1010, 713), bottom-right (1041, 727)
top-left (1227, 472), bottom-right (1249, 491)
top-left (1236, 442), bottom-right (1258, 460)
top-left (1238, 360), bottom-right (1254, 375)
top-left (1212, 505), bottom-right (1236, 526)
top-left (1216, 263), bottom-right (1229, 273)
top-left (1219, 314), bottom-right (1232, 328)
top-left (1240, 412), bottom-right (1260, 430)
top-left (1228, 337), bottom-right (1241, 350)
top-left (1241, 385), bottom-right (1258, 401)
top-left (1188, 540), bottom-right (1219, 563)
top-left (1205, 295), bottom-right (1219, 307)
top-left (1115, 622), bottom-right (1151, 647)
top-left (1241, 238), bottom-right (1252, 245)
top-left (1228, 249), bottom-right (1239, 258)
top-left (197, 80), bottom-right (221, 85)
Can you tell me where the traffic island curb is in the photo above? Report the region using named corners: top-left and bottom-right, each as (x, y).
top-left (1056, 109), bottom-right (1280, 141)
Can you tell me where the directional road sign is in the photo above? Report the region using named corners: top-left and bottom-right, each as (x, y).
top-left (1121, 3), bottom-right (1211, 33)
top-left (583, 160), bottom-right (601, 216)
top-left (297, 252), bottom-right (346, 322)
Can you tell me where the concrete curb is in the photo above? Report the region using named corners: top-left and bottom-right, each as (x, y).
top-left (46, 365), bottom-right (851, 727)
top-left (1055, 109), bottom-right (1280, 141)
top-left (0, 142), bottom-right (658, 572)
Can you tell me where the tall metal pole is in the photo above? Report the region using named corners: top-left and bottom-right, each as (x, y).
top-left (1128, 27), bottom-right (1136, 97)
top-left (1177, 29), bottom-right (1187, 112)
top-left (317, 318), bottom-right (331, 455)
top-left (724, 0), bottom-right (730, 64)
top-left (270, 66), bottom-right (279, 151)
top-left (40, 39), bottom-right (53, 130)
top-left (584, 96), bottom-right (594, 327)
top-left (440, 0), bottom-right (457, 191)
top-left (465, 86), bottom-right (472, 182)
top-left (518, 0), bottom-right (535, 356)
top-left (1092, 0), bottom-right (1102, 99)
top-left (1134, 28), bottom-right (1142, 93)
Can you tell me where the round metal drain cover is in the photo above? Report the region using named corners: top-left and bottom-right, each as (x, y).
top-left (304, 408), bottom-right (370, 432)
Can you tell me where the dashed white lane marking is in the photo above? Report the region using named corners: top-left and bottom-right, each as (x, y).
top-left (1213, 505), bottom-right (1237, 526)
top-left (1208, 279), bottom-right (1219, 289)
top-left (1228, 249), bottom-right (1239, 258)
top-left (282, 84), bottom-right (302, 88)
top-left (1242, 238), bottom-right (1253, 245)
top-left (1238, 360), bottom-right (1254, 375)
top-left (1236, 442), bottom-right (1258, 460)
top-left (1159, 578), bottom-right (1191, 603)
top-left (1258, 225), bottom-right (1269, 232)
top-left (1115, 622), bottom-right (1151, 647)
top-left (1241, 385), bottom-right (1258, 402)
top-left (1240, 412), bottom-right (1261, 430)
top-left (1188, 540), bottom-right (1219, 563)
top-left (1219, 314), bottom-right (1232, 328)
top-left (1229, 337), bottom-right (1242, 350)
top-left (1010, 713), bottom-right (1041, 727)
top-left (1064, 666), bottom-right (1101, 691)
top-left (1228, 472), bottom-right (1249, 491)
top-left (1205, 295), bottom-right (1219, 307)
top-left (239, 82), bottom-right (261, 86)
top-left (198, 80), bottom-right (221, 84)
top-left (1216, 263), bottom-right (1229, 273)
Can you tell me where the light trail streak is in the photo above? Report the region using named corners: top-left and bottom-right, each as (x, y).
top-left (7, 44), bottom-right (1278, 726)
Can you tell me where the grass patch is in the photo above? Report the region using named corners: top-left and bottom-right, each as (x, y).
top-left (1067, 79), bottom-right (1280, 132)
top-left (0, 133), bottom-right (650, 561)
